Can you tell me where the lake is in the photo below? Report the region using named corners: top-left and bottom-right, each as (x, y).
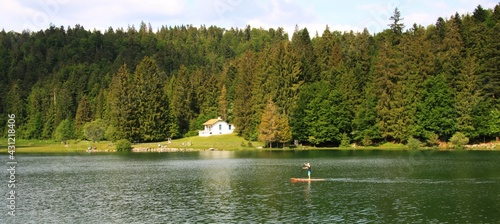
top-left (2, 150), bottom-right (499, 223)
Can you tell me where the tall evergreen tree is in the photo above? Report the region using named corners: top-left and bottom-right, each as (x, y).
top-left (75, 95), bottom-right (93, 137)
top-left (169, 65), bottom-right (195, 137)
top-left (455, 55), bottom-right (482, 138)
top-left (389, 7), bottom-right (405, 44)
top-left (437, 16), bottom-right (464, 88)
top-left (218, 85), bottom-right (228, 121)
top-left (353, 84), bottom-right (380, 145)
top-left (258, 99), bottom-right (280, 148)
top-left (132, 56), bottom-right (170, 142)
top-left (233, 50), bottom-right (258, 139)
top-left (107, 64), bottom-right (134, 140)
top-left (373, 32), bottom-right (405, 142)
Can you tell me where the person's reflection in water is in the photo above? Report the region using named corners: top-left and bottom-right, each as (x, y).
top-left (304, 181), bottom-right (311, 204)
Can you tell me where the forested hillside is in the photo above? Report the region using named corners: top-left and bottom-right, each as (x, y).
top-left (1, 5), bottom-right (499, 146)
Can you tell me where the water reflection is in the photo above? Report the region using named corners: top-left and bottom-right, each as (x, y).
top-left (304, 181), bottom-right (311, 205)
top-left (1, 151), bottom-right (499, 223)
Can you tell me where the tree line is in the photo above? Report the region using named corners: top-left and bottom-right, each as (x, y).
top-left (1, 5), bottom-right (499, 146)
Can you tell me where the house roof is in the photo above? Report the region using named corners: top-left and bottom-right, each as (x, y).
top-left (203, 118), bottom-right (223, 125)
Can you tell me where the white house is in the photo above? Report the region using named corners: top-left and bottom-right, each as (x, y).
top-left (199, 117), bottom-right (235, 136)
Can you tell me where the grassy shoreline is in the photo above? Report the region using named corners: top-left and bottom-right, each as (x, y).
top-left (1, 135), bottom-right (499, 154)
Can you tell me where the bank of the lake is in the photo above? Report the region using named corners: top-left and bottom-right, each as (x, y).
top-left (1, 135), bottom-right (499, 154)
top-left (0, 134), bottom-right (264, 154)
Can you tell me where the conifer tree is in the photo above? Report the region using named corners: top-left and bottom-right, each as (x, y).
top-left (108, 64), bottom-right (133, 140)
top-left (455, 55), bottom-right (482, 138)
top-left (219, 85), bottom-right (228, 121)
top-left (389, 7), bottom-right (405, 45)
top-left (233, 50), bottom-right (258, 139)
top-left (277, 112), bottom-right (292, 147)
top-left (170, 65), bottom-right (195, 137)
top-left (132, 56), bottom-right (169, 142)
top-left (75, 95), bottom-right (93, 137)
top-left (258, 99), bottom-right (280, 148)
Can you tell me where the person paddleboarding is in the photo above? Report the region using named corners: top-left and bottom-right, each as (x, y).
top-left (303, 163), bottom-right (311, 179)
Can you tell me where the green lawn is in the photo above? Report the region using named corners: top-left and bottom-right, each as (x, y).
top-left (2, 135), bottom-right (497, 154)
top-left (133, 133), bottom-right (264, 150)
top-left (0, 138), bottom-right (115, 153)
top-left (0, 134), bottom-right (263, 153)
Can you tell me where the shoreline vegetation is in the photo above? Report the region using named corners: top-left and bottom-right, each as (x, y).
top-left (1, 134), bottom-right (498, 154)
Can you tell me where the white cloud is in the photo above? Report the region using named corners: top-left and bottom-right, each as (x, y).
top-left (242, 0), bottom-right (328, 36)
top-left (405, 12), bottom-right (434, 27)
top-left (0, 0), bottom-right (496, 34)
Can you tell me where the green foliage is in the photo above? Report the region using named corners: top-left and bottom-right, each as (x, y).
top-left (489, 109), bottom-right (500, 138)
top-left (83, 119), bottom-right (106, 143)
top-left (54, 119), bottom-right (74, 143)
top-left (308, 136), bottom-right (320, 146)
top-left (450, 132), bottom-right (469, 149)
top-left (361, 135), bottom-right (373, 146)
top-left (407, 137), bottom-right (421, 150)
top-left (115, 139), bottom-right (132, 152)
top-left (259, 102), bottom-right (279, 139)
top-left (340, 133), bottom-right (351, 148)
top-left (0, 4), bottom-right (499, 146)
top-left (426, 133), bottom-right (440, 147)
top-left (415, 74), bottom-right (457, 141)
top-left (353, 86), bottom-right (380, 144)
top-left (105, 125), bottom-right (118, 142)
top-left (75, 95), bottom-right (93, 138)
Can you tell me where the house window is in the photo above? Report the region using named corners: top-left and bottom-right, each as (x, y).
top-left (229, 125), bottom-right (232, 130)
top-left (219, 124), bottom-right (222, 130)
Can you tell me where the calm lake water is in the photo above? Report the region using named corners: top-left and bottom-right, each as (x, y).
top-left (2, 150), bottom-right (500, 223)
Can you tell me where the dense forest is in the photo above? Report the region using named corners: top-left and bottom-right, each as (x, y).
top-left (1, 5), bottom-right (499, 146)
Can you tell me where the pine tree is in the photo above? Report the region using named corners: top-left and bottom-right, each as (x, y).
top-left (437, 16), bottom-right (463, 88)
top-left (353, 85), bottom-right (380, 145)
top-left (75, 95), bottom-right (93, 137)
top-left (277, 112), bottom-right (292, 147)
top-left (170, 65), bottom-right (195, 137)
top-left (373, 32), bottom-right (405, 142)
top-left (291, 27), bottom-right (315, 82)
top-left (233, 50), bottom-right (258, 139)
top-left (5, 81), bottom-right (25, 125)
top-left (132, 56), bottom-right (169, 142)
top-left (219, 85), bottom-right (228, 121)
top-left (93, 89), bottom-right (107, 120)
top-left (389, 7), bottom-right (405, 44)
top-left (258, 99), bottom-right (280, 148)
top-left (455, 55), bottom-right (482, 138)
top-left (107, 64), bottom-right (133, 140)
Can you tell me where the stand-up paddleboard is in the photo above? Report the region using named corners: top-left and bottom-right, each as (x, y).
top-left (290, 178), bottom-right (326, 183)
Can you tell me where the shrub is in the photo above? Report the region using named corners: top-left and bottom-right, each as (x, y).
top-left (340, 133), bottom-right (351, 148)
top-left (407, 137), bottom-right (421, 151)
top-left (362, 135), bottom-right (372, 146)
top-left (84, 119), bottom-right (105, 143)
top-left (426, 133), bottom-right (440, 147)
top-left (115, 139), bottom-right (132, 152)
top-left (105, 125), bottom-right (118, 142)
top-left (450, 132), bottom-right (469, 150)
top-left (54, 119), bottom-right (74, 144)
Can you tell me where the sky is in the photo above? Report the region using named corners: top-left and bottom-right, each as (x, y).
top-left (1, 0), bottom-right (498, 36)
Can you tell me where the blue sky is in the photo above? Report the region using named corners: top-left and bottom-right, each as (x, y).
top-left (1, 0), bottom-right (497, 35)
